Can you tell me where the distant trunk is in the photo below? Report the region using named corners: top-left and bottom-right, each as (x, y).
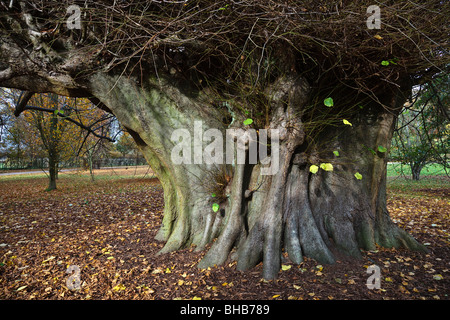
top-left (86, 149), bottom-right (95, 182)
top-left (47, 151), bottom-right (58, 191)
top-left (46, 105), bottom-right (59, 191)
top-left (411, 163), bottom-right (424, 181)
top-left (89, 73), bottom-right (426, 279)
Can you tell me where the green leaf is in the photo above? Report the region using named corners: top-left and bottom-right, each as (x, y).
top-left (320, 163), bottom-right (333, 171)
top-left (377, 145), bottom-right (387, 153)
top-left (381, 60), bottom-right (390, 66)
top-left (333, 150), bottom-right (340, 157)
top-left (212, 203), bottom-right (220, 212)
top-left (354, 172), bottom-right (363, 180)
top-left (243, 118), bottom-right (253, 125)
top-left (309, 165), bottom-right (319, 174)
top-left (343, 119), bottom-right (352, 126)
top-left (323, 97), bottom-right (334, 107)
top-left (211, 193), bottom-right (216, 197)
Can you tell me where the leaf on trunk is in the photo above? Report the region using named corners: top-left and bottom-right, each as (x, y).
top-left (243, 118), bottom-right (253, 125)
top-left (343, 119), bottom-right (352, 126)
top-left (320, 163), bottom-right (333, 171)
top-left (323, 97), bottom-right (334, 107)
top-left (354, 172), bottom-right (363, 180)
top-left (333, 150), bottom-right (340, 156)
top-left (377, 145), bottom-right (387, 153)
top-left (309, 165), bottom-right (319, 174)
top-left (212, 203), bottom-right (220, 212)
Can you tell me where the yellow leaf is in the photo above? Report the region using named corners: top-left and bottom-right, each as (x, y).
top-left (178, 280), bottom-right (185, 286)
top-left (433, 274), bottom-right (443, 280)
top-left (152, 268), bottom-right (163, 274)
top-left (385, 277), bottom-right (393, 282)
top-left (348, 279), bottom-right (356, 285)
top-left (374, 34), bottom-right (383, 40)
top-left (165, 268), bottom-right (171, 274)
top-left (281, 265), bottom-right (292, 271)
top-left (42, 256), bottom-right (55, 263)
top-left (192, 296), bottom-right (202, 300)
top-left (343, 119), bottom-right (352, 126)
top-left (112, 284), bottom-right (126, 292)
top-left (320, 163), bottom-right (333, 171)
top-left (272, 294), bottom-right (280, 299)
top-left (309, 165), bottom-right (319, 174)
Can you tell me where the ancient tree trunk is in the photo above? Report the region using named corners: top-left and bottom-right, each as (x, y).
top-left (86, 73), bottom-right (425, 279)
top-left (0, 0), bottom-right (442, 281)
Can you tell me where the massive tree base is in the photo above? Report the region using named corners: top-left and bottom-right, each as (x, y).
top-left (87, 75), bottom-right (426, 280)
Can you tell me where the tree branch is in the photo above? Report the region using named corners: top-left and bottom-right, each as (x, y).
top-left (14, 91), bottom-right (35, 117)
top-left (15, 104), bottom-right (115, 142)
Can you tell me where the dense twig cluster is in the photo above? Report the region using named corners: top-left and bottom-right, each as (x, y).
top-left (1, 1), bottom-right (447, 100)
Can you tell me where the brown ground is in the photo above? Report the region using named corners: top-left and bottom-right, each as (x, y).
top-left (0, 168), bottom-right (448, 300)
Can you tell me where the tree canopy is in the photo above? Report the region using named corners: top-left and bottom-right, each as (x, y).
top-left (1, 1), bottom-right (448, 110)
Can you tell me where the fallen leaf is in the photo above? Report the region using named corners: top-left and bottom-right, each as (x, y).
top-left (281, 265), bottom-right (292, 271)
top-left (433, 274), bottom-right (443, 280)
top-left (112, 284), bottom-right (126, 292)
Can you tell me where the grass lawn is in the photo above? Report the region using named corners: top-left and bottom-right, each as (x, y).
top-left (387, 162), bottom-right (448, 177)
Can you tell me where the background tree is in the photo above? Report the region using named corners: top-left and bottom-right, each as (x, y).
top-left (0, 1), bottom-right (448, 279)
top-left (0, 89), bottom-right (43, 168)
top-left (391, 73), bottom-right (449, 180)
top-left (0, 88), bottom-right (116, 188)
